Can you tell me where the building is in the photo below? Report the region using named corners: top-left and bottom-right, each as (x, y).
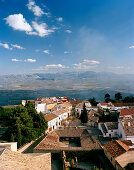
top-left (44, 113), bottom-right (61, 133)
top-left (119, 109), bottom-right (134, 118)
top-left (60, 102), bottom-right (72, 117)
top-left (0, 142), bottom-right (17, 152)
top-left (0, 149), bottom-right (51, 170)
top-left (53, 108), bottom-right (68, 121)
top-left (118, 118), bottom-right (134, 143)
top-left (87, 110), bottom-right (101, 127)
top-left (35, 103), bottom-right (47, 113)
top-left (98, 122), bottom-right (119, 138)
top-left (75, 101), bottom-right (96, 117)
top-left (34, 127), bottom-right (102, 153)
top-left (103, 140), bottom-right (134, 170)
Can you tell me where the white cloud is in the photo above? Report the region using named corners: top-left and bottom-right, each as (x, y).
top-left (65, 30), bottom-right (72, 33)
top-left (0, 43), bottom-right (12, 50)
top-left (109, 66), bottom-right (124, 69)
top-left (45, 64), bottom-right (67, 68)
top-left (11, 59), bottom-right (22, 62)
top-left (32, 21), bottom-right (54, 37)
top-left (11, 44), bottom-right (25, 50)
top-left (24, 58), bottom-right (36, 62)
top-left (27, 0), bottom-right (44, 17)
top-left (26, 31), bottom-right (37, 35)
top-left (64, 51), bottom-right (72, 54)
top-left (73, 59), bottom-right (100, 69)
top-left (129, 46), bottom-right (134, 49)
top-left (37, 64), bottom-right (68, 70)
top-left (83, 59), bottom-right (100, 65)
top-left (57, 17), bottom-right (63, 21)
top-left (43, 50), bottom-right (50, 54)
top-left (5, 14), bottom-right (32, 32)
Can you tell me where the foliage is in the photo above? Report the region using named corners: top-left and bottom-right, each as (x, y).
top-left (99, 111), bottom-right (118, 122)
top-left (123, 96), bottom-right (134, 103)
top-left (1, 102), bottom-right (47, 148)
top-left (88, 97), bottom-right (98, 106)
top-left (104, 93), bottom-right (110, 102)
top-left (80, 103), bottom-right (88, 123)
top-left (115, 92), bottom-right (122, 100)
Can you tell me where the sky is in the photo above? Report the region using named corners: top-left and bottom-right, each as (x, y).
top-left (0, 0), bottom-right (134, 74)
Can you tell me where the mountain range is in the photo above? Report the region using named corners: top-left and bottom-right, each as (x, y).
top-left (0, 71), bottom-right (134, 105)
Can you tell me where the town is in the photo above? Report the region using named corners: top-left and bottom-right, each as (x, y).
top-left (0, 94), bottom-right (134, 170)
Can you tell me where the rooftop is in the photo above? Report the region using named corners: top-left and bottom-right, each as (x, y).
top-left (105, 122), bottom-right (118, 130)
top-left (0, 149), bottom-right (51, 170)
top-left (115, 150), bottom-right (134, 168)
top-left (122, 118), bottom-right (134, 136)
top-left (44, 113), bottom-right (58, 122)
top-left (103, 140), bottom-right (131, 158)
top-left (120, 109), bottom-right (134, 117)
top-left (34, 127), bottom-right (101, 152)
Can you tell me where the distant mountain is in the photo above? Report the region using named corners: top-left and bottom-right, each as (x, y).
top-left (0, 71), bottom-right (134, 105)
top-left (0, 71), bottom-right (134, 95)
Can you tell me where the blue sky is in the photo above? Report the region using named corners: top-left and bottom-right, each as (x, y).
top-left (0, 0), bottom-right (134, 74)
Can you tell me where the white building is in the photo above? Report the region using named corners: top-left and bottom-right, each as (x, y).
top-left (44, 113), bottom-right (61, 133)
top-left (0, 142), bottom-right (17, 152)
top-left (53, 109), bottom-right (68, 121)
top-left (75, 101), bottom-right (97, 117)
top-left (35, 103), bottom-right (47, 113)
top-left (118, 118), bottom-right (134, 143)
top-left (98, 122), bottom-right (119, 138)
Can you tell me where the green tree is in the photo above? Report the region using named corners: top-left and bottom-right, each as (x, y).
top-left (10, 133), bottom-right (15, 142)
top-left (115, 92), bottom-right (122, 100)
top-left (16, 125), bottom-right (22, 148)
top-left (104, 93), bottom-right (110, 102)
top-left (88, 97), bottom-right (98, 106)
top-left (80, 103), bottom-right (88, 123)
top-left (2, 103), bottom-right (48, 148)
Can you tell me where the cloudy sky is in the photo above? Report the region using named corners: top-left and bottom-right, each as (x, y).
top-left (0, 0), bottom-right (134, 74)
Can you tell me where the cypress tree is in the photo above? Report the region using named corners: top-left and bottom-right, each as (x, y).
top-left (80, 103), bottom-right (88, 123)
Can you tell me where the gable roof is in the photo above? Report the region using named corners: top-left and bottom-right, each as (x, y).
top-left (44, 113), bottom-right (58, 122)
top-left (103, 140), bottom-right (131, 158)
top-left (120, 109), bottom-right (134, 117)
top-left (0, 149), bottom-right (51, 170)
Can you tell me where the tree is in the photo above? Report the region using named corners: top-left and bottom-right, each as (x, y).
top-left (88, 97), bottom-right (98, 106)
top-left (123, 96), bottom-right (134, 103)
top-left (115, 92), bottom-right (122, 100)
top-left (104, 93), bottom-right (110, 102)
top-left (80, 103), bottom-right (88, 123)
top-left (10, 133), bottom-right (15, 142)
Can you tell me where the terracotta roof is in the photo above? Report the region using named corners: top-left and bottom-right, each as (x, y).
top-left (0, 149), bottom-right (51, 170)
top-left (100, 102), bottom-right (107, 106)
top-left (120, 109), bottom-right (134, 117)
top-left (53, 108), bottom-right (67, 115)
top-left (116, 140), bottom-right (130, 151)
top-left (105, 122), bottom-right (118, 130)
top-left (113, 103), bottom-right (134, 107)
top-left (34, 127), bottom-right (101, 152)
top-left (103, 140), bottom-right (130, 158)
top-left (44, 113), bottom-right (58, 122)
top-left (88, 110), bottom-right (99, 123)
top-left (75, 103), bottom-right (83, 109)
top-left (61, 102), bottom-right (72, 108)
